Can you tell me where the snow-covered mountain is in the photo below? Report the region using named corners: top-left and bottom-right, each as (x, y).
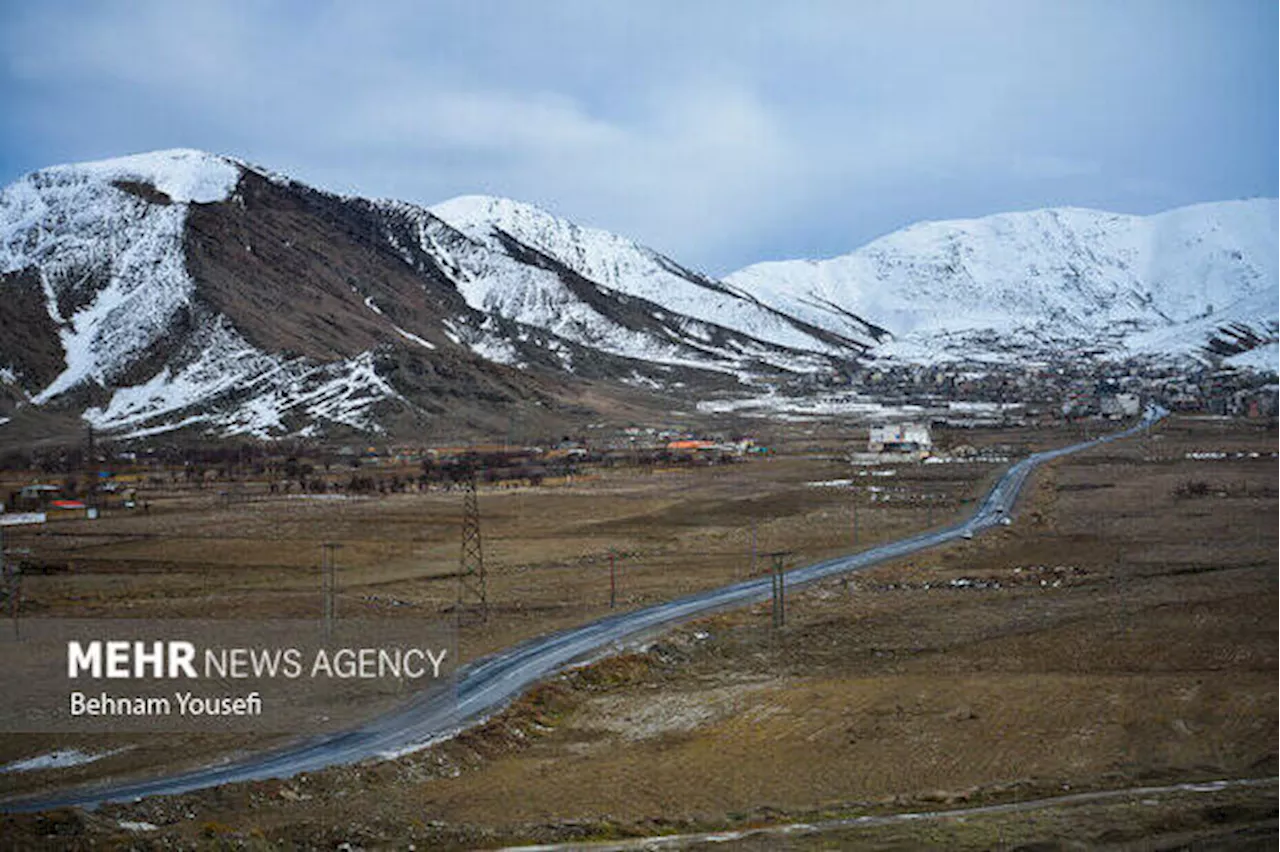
top-left (0, 148), bottom-right (1274, 441)
top-left (0, 151), bottom-right (446, 439)
top-left (0, 150), bottom-right (859, 440)
top-left (429, 195), bottom-right (873, 355)
top-left (726, 200), bottom-right (1279, 365)
top-left (374, 197), bottom-right (855, 378)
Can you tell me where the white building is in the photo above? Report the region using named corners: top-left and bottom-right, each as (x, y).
top-left (1100, 393), bottom-right (1141, 419)
top-left (868, 423), bottom-right (933, 453)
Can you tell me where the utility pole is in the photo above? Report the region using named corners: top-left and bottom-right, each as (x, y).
top-left (457, 465), bottom-right (487, 622)
top-left (769, 551), bottom-right (790, 629)
top-left (4, 560), bottom-right (17, 640)
top-left (1, 529), bottom-right (30, 640)
top-left (85, 424), bottom-right (98, 515)
top-left (750, 520), bottom-right (757, 578)
top-left (608, 550), bottom-right (617, 609)
top-left (851, 490), bottom-right (860, 547)
top-left (321, 542), bottom-right (339, 637)
top-left (1, 526), bottom-right (13, 638)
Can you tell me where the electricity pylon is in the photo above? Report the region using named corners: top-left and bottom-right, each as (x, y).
top-left (457, 465), bottom-right (487, 622)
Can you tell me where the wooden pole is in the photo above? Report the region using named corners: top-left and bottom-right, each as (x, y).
top-left (852, 495), bottom-right (859, 546)
top-left (1, 527), bottom-right (15, 638)
top-left (750, 520), bottom-right (757, 577)
top-left (321, 542), bottom-right (337, 638)
top-left (771, 552), bottom-right (786, 629)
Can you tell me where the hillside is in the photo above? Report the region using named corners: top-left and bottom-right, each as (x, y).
top-left (0, 149), bottom-right (1274, 441)
top-left (0, 151), bottom-right (857, 441)
top-left (726, 200), bottom-right (1279, 364)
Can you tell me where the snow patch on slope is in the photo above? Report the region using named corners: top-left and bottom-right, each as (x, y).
top-left (0, 150), bottom-right (245, 403)
top-left (393, 326), bottom-right (436, 350)
top-left (0, 748), bottom-right (132, 774)
top-left (2, 181), bottom-right (192, 401)
top-left (1225, 342), bottom-right (1278, 372)
top-left (83, 318), bottom-right (275, 432)
top-left (84, 318), bottom-right (402, 438)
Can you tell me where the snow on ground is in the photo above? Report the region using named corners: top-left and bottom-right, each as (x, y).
top-left (0, 512), bottom-right (47, 526)
top-left (0, 151), bottom-right (243, 404)
top-left (400, 208), bottom-right (783, 377)
top-left (726, 199), bottom-right (1279, 361)
top-left (698, 390), bottom-right (929, 420)
top-left (394, 326), bottom-right (436, 350)
top-left (374, 726), bottom-right (473, 762)
top-left (1224, 342), bottom-right (1278, 372)
top-left (36, 149), bottom-right (240, 203)
top-left (11, 195), bottom-right (195, 404)
top-left (84, 319), bottom-right (403, 439)
top-left (429, 195), bottom-right (863, 356)
top-left (6, 152), bottom-right (1273, 439)
top-left (947, 400), bottom-right (1021, 413)
top-left (924, 454), bottom-right (1011, 464)
top-left (1184, 450), bottom-right (1276, 460)
top-left (0, 747), bottom-right (131, 774)
top-left (0, 150), bottom-right (411, 439)
top-left (82, 317), bottom-right (272, 431)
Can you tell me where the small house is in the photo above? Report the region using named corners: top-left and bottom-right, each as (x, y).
top-left (868, 423), bottom-right (932, 454)
top-left (1100, 394), bottom-right (1141, 419)
top-left (13, 484), bottom-right (63, 511)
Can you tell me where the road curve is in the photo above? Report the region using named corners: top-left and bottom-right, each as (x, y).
top-left (2, 409), bottom-right (1165, 813)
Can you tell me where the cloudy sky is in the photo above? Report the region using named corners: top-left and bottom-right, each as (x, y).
top-left (1, 1), bottom-right (1274, 274)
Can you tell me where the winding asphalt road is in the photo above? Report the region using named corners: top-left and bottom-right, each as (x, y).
top-left (2, 409), bottom-right (1164, 813)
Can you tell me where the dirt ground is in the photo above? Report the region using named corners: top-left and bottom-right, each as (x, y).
top-left (0, 423), bottom-right (1000, 795)
top-left (1, 414), bottom-right (1275, 849)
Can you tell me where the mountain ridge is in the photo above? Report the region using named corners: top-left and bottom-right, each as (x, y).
top-left (0, 150), bottom-right (859, 440)
top-left (0, 149), bottom-right (1274, 441)
top-left (725, 198), bottom-right (1279, 364)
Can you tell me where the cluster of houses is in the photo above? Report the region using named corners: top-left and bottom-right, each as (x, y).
top-left (3, 484), bottom-right (94, 526)
top-left (1167, 377), bottom-right (1278, 418)
top-left (0, 428), bottom-right (768, 515)
top-left (360, 429), bottom-right (762, 471)
top-left (1, 474), bottom-right (145, 523)
top-left (414, 433), bottom-right (760, 477)
top-left (783, 353), bottom-right (1277, 426)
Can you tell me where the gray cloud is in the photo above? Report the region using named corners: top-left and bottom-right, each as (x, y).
top-left (1, 0), bottom-right (1275, 274)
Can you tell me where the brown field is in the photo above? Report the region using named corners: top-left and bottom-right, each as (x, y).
top-left (0, 422), bottom-right (1001, 798)
top-left (0, 414), bottom-right (1276, 849)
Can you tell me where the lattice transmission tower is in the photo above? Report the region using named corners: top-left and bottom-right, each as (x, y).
top-left (457, 466), bottom-right (487, 622)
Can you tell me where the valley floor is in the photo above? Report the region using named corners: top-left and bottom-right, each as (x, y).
top-left (1, 415), bottom-right (1276, 848)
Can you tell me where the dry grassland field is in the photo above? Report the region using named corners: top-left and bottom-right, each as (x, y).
top-left (0, 415), bottom-right (1276, 849)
